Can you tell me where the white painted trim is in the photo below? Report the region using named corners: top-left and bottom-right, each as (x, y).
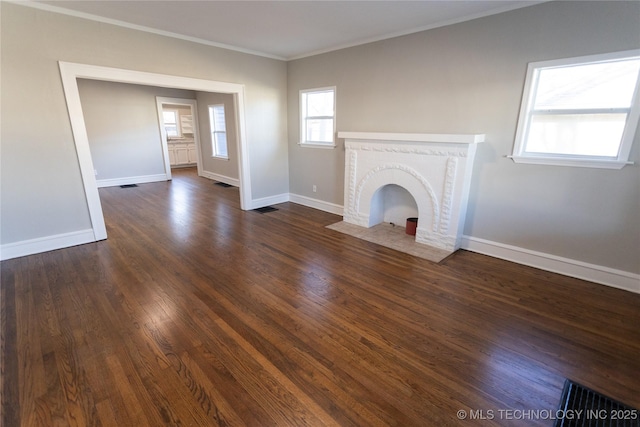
top-left (509, 155), bottom-right (632, 169)
top-left (0, 229), bottom-right (96, 261)
top-left (233, 90), bottom-right (251, 210)
top-left (460, 236), bottom-right (640, 294)
top-left (249, 193), bottom-right (290, 210)
top-left (338, 132), bottom-right (484, 144)
top-left (96, 174), bottom-right (168, 188)
top-left (298, 143), bottom-right (337, 149)
top-left (199, 171), bottom-right (240, 187)
top-left (289, 194), bottom-right (344, 216)
top-left (58, 63), bottom-right (107, 240)
top-left (58, 61), bottom-right (253, 243)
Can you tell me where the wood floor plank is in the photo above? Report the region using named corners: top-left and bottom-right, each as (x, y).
top-left (172, 349), bottom-right (248, 426)
top-left (16, 257), bottom-right (47, 426)
top-left (2, 167), bottom-right (639, 426)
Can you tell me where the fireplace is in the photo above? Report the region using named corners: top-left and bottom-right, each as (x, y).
top-left (336, 132), bottom-right (484, 254)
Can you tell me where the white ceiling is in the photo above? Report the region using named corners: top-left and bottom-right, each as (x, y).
top-left (31, 0), bottom-right (543, 60)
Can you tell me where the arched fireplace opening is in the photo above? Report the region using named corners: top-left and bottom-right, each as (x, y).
top-left (335, 132), bottom-right (484, 255)
top-left (370, 184), bottom-right (418, 233)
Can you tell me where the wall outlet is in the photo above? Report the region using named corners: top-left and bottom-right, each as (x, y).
top-left (313, 185), bottom-right (317, 193)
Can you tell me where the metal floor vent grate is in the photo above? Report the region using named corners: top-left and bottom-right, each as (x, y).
top-left (215, 182), bottom-right (232, 188)
top-left (253, 206), bottom-right (278, 214)
top-left (120, 184), bottom-right (138, 188)
top-left (555, 379), bottom-right (639, 427)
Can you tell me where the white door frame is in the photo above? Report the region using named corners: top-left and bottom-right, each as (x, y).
top-left (59, 61), bottom-right (252, 241)
top-left (155, 97), bottom-right (203, 177)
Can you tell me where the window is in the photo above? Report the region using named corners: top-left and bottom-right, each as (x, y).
top-left (300, 87), bottom-right (336, 148)
top-left (208, 104), bottom-right (228, 159)
top-left (512, 50), bottom-right (640, 169)
top-left (163, 110), bottom-right (180, 137)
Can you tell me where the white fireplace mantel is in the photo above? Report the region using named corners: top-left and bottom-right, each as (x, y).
top-left (338, 132), bottom-right (485, 145)
top-left (338, 131), bottom-right (484, 253)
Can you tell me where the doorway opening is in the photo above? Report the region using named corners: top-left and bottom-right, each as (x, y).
top-left (156, 97), bottom-right (202, 175)
top-left (59, 61), bottom-right (251, 241)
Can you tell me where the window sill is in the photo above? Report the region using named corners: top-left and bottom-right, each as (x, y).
top-left (212, 156), bottom-right (229, 160)
top-left (298, 142), bottom-right (336, 149)
top-left (508, 155), bottom-right (633, 169)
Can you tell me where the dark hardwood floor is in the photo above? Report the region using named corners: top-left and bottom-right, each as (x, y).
top-left (2, 167), bottom-right (639, 426)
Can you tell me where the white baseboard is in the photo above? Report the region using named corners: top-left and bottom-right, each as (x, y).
top-left (289, 193), bottom-right (344, 216)
top-left (199, 171), bottom-right (240, 187)
top-left (0, 229), bottom-right (97, 261)
top-left (460, 236), bottom-right (640, 294)
top-left (249, 193), bottom-right (290, 210)
top-left (4, 196), bottom-right (636, 295)
top-left (96, 174), bottom-right (168, 188)
top-left (247, 193), bottom-right (343, 213)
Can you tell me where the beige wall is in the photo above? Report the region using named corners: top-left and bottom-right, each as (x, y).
top-left (287, 1), bottom-right (640, 274)
top-left (1, 2), bottom-right (288, 245)
top-left (195, 92), bottom-right (239, 181)
top-left (78, 79), bottom-right (196, 180)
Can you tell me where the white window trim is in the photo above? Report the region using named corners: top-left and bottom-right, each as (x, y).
top-left (209, 104), bottom-right (228, 160)
top-left (511, 49), bottom-right (640, 169)
top-left (299, 86), bottom-right (337, 148)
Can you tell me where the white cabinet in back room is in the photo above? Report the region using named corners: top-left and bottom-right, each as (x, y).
top-left (168, 139), bottom-right (197, 167)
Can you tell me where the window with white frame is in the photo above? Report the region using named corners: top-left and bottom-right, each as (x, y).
top-left (511, 50), bottom-right (640, 169)
top-left (208, 104), bottom-right (228, 159)
top-left (163, 110), bottom-right (180, 137)
top-left (300, 87), bottom-right (336, 148)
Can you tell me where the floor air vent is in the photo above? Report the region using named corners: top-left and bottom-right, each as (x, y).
top-left (555, 379), bottom-right (639, 427)
top-left (215, 182), bottom-right (232, 188)
top-left (253, 206), bottom-right (278, 214)
top-left (120, 184), bottom-right (138, 188)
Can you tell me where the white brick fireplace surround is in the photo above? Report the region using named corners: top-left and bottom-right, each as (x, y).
top-left (338, 132), bottom-right (484, 253)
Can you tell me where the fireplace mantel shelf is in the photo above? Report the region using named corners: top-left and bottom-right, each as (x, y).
top-left (338, 132), bottom-right (484, 145)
